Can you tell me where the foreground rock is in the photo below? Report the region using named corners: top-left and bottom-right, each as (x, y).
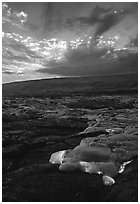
top-left (2, 95), bottom-right (138, 201)
top-left (2, 158), bottom-right (137, 202)
top-left (49, 125), bottom-right (137, 186)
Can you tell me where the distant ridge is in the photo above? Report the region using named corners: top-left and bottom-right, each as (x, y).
top-left (2, 73), bottom-right (138, 97)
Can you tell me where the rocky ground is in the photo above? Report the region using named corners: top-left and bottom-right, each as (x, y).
top-left (2, 94), bottom-right (138, 202)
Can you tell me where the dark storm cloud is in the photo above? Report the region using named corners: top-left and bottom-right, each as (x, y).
top-left (41, 3), bottom-right (137, 36)
top-left (131, 36), bottom-right (138, 47)
top-left (126, 35), bottom-right (138, 48)
top-left (36, 43), bottom-right (109, 76)
top-left (36, 38), bottom-right (138, 77)
top-left (118, 52), bottom-right (138, 68)
top-left (68, 6), bottom-right (111, 25)
top-left (65, 46), bottom-right (108, 63)
top-left (37, 51), bottom-right (138, 76)
top-left (67, 5), bottom-right (129, 38)
top-left (95, 10), bottom-right (127, 37)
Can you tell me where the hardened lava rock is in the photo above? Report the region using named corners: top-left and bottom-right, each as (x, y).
top-left (49, 127), bottom-right (137, 185)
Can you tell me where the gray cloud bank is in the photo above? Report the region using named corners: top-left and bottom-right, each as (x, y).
top-left (37, 46), bottom-right (138, 76)
top-left (66, 5), bottom-right (137, 38)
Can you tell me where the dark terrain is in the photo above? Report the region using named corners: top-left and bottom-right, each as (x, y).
top-left (3, 73), bottom-right (137, 97)
top-left (2, 73), bottom-right (138, 202)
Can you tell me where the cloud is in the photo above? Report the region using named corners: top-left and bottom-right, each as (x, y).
top-left (2, 29), bottom-right (68, 76)
top-left (3, 32), bottom-right (41, 60)
top-left (2, 3), bottom-right (28, 29)
top-left (2, 3), bottom-right (66, 77)
top-left (2, 70), bottom-right (15, 75)
top-left (126, 35), bottom-right (138, 48)
top-left (37, 51), bottom-right (138, 76)
top-left (73, 6), bottom-right (111, 25)
top-left (95, 11), bottom-right (127, 37)
top-left (65, 45), bottom-right (107, 65)
top-left (42, 2), bottom-right (66, 35)
top-left (2, 31), bottom-right (45, 75)
top-left (36, 38), bottom-right (138, 77)
top-left (67, 5), bottom-right (129, 38)
top-left (2, 2), bottom-right (138, 81)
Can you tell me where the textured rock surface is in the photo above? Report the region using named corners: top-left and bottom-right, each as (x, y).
top-left (49, 129), bottom-right (137, 183)
top-left (2, 95), bottom-right (138, 201)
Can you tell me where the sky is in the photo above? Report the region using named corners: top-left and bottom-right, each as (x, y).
top-left (2, 2), bottom-right (138, 83)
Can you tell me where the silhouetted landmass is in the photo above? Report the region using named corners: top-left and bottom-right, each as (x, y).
top-left (3, 73), bottom-right (138, 97)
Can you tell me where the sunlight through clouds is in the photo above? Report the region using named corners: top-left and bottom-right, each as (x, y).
top-left (2, 2), bottom-right (138, 82)
top-left (2, 28), bottom-right (137, 78)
